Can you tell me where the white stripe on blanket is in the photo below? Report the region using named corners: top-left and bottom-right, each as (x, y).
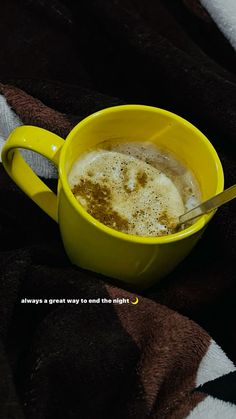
top-left (188, 396), bottom-right (236, 418)
top-left (0, 94), bottom-right (57, 178)
top-left (200, 0), bottom-right (236, 51)
top-left (196, 339), bottom-right (236, 387)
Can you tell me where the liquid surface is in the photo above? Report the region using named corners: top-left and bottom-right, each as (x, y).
top-left (68, 141), bottom-right (201, 237)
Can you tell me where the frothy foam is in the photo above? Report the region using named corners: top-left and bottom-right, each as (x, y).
top-left (102, 141), bottom-right (200, 211)
top-left (68, 142), bottom-right (201, 237)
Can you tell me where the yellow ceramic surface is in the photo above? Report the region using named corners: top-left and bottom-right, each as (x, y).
top-left (1, 105), bottom-right (224, 289)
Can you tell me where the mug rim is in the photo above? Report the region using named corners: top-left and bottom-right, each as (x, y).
top-left (58, 104), bottom-right (224, 244)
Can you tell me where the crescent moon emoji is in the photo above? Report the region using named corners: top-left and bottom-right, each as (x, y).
top-left (131, 296), bottom-right (139, 305)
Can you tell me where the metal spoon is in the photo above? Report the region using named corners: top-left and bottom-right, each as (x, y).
top-left (179, 184), bottom-right (236, 225)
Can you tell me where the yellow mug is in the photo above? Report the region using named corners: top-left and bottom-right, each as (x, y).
top-left (1, 105), bottom-right (224, 289)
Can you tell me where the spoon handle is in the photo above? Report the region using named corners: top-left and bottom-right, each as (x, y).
top-left (179, 184), bottom-right (236, 224)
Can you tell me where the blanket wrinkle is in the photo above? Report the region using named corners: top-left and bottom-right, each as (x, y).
top-left (164, 0), bottom-right (236, 76)
top-left (200, 0), bottom-right (236, 51)
top-left (0, 84), bottom-right (72, 138)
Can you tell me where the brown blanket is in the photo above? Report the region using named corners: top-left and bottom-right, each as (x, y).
top-left (0, 1), bottom-right (236, 418)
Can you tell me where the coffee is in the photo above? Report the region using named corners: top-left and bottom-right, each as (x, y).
top-left (68, 141), bottom-right (201, 237)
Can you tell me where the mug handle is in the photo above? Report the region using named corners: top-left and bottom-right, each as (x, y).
top-left (1, 126), bottom-right (65, 222)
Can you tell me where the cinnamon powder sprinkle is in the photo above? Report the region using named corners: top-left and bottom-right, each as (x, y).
top-left (123, 168), bottom-right (148, 193)
top-left (137, 171), bottom-right (148, 187)
top-left (158, 210), bottom-right (179, 234)
top-left (72, 179), bottom-right (129, 231)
